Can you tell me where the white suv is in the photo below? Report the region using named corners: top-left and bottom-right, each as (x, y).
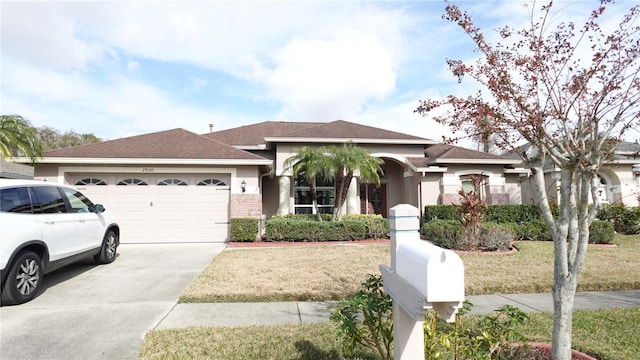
top-left (0, 179), bottom-right (120, 305)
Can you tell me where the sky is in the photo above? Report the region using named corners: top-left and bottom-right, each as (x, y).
top-left (1, 0), bottom-right (638, 146)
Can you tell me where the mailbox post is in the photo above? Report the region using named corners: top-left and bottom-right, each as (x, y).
top-left (380, 204), bottom-right (465, 359)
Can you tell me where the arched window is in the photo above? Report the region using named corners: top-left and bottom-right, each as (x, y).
top-left (75, 178), bottom-right (107, 186)
top-left (197, 178), bottom-right (227, 186)
top-left (117, 178), bottom-right (147, 186)
top-left (158, 178), bottom-right (188, 186)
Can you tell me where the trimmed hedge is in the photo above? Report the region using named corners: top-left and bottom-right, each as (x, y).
top-left (264, 219), bottom-right (366, 242)
top-left (230, 218), bottom-right (259, 242)
top-left (424, 204), bottom-right (540, 223)
top-left (421, 220), bottom-right (512, 252)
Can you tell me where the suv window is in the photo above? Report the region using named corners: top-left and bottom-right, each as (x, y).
top-left (31, 186), bottom-right (68, 214)
top-left (61, 188), bottom-right (95, 213)
top-left (0, 187), bottom-right (33, 213)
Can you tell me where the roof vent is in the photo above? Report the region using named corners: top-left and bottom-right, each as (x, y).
top-left (209, 123), bottom-right (214, 133)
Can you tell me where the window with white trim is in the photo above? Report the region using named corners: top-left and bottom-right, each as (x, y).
top-left (460, 174), bottom-right (487, 199)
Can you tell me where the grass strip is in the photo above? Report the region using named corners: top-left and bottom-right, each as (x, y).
top-left (139, 307), bottom-right (640, 360)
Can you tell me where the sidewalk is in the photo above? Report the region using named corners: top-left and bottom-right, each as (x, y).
top-left (155, 290), bottom-right (640, 329)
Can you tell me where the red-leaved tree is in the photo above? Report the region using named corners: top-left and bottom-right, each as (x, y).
top-left (415, 1), bottom-right (640, 359)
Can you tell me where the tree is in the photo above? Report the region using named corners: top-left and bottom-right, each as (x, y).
top-left (322, 142), bottom-right (384, 221)
top-left (415, 1), bottom-right (640, 359)
top-left (0, 114), bottom-right (44, 163)
top-left (35, 126), bottom-right (102, 150)
top-left (283, 146), bottom-right (332, 221)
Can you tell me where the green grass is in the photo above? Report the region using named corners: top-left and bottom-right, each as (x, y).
top-left (139, 307), bottom-right (640, 360)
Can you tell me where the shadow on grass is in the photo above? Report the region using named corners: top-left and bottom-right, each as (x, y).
top-left (294, 340), bottom-right (377, 360)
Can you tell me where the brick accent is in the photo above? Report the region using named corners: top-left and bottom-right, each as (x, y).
top-left (230, 194), bottom-right (262, 218)
top-left (488, 193), bottom-right (510, 205)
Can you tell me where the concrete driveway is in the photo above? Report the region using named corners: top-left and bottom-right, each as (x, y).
top-left (0, 243), bottom-right (225, 360)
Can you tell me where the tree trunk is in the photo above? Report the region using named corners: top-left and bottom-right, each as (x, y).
top-left (551, 247), bottom-right (577, 360)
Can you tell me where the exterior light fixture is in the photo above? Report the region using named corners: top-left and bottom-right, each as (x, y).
top-left (241, 179), bottom-right (246, 193)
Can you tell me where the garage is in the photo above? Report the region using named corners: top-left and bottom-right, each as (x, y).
top-left (73, 174), bottom-right (230, 243)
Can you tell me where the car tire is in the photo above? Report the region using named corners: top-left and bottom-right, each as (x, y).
top-left (1, 251), bottom-right (43, 305)
top-left (94, 229), bottom-right (118, 264)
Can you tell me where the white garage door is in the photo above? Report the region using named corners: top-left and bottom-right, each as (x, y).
top-left (73, 175), bottom-right (230, 243)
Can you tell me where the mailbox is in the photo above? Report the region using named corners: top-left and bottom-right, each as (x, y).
top-left (396, 240), bottom-right (464, 303)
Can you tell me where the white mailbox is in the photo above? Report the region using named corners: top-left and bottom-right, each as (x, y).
top-left (382, 204), bottom-right (466, 359)
top-left (396, 240), bottom-right (464, 304)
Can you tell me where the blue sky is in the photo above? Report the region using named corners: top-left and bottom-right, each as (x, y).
top-left (2, 1), bottom-right (637, 146)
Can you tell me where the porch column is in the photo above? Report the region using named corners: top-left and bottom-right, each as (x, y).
top-left (277, 175), bottom-right (291, 215)
top-left (346, 177), bottom-right (359, 214)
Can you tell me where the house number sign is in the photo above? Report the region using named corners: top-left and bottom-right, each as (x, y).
top-left (142, 168), bottom-right (154, 173)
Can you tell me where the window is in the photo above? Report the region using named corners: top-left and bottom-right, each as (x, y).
top-left (117, 178), bottom-right (147, 186)
top-left (0, 187), bottom-right (32, 213)
top-left (75, 178), bottom-right (107, 186)
top-left (197, 178), bottom-right (227, 186)
top-left (597, 174), bottom-right (611, 203)
top-left (158, 178), bottom-right (188, 186)
top-left (460, 174), bottom-right (487, 199)
top-left (293, 171), bottom-right (334, 214)
top-left (61, 188), bottom-right (95, 213)
top-left (31, 187), bottom-right (67, 214)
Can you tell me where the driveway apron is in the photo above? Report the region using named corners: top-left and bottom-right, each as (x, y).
top-left (0, 243), bottom-right (225, 360)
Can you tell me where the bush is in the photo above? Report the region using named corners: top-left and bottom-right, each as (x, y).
top-left (599, 204), bottom-right (640, 235)
top-left (477, 223), bottom-right (513, 252)
top-left (424, 205), bottom-right (460, 221)
top-left (230, 218), bottom-right (259, 242)
top-left (511, 220), bottom-right (553, 241)
top-left (422, 221), bottom-right (512, 252)
top-left (343, 214), bottom-right (390, 239)
top-left (421, 220), bottom-right (463, 249)
top-left (264, 219), bottom-right (366, 242)
top-left (484, 204), bottom-right (540, 223)
top-left (589, 220), bottom-right (615, 244)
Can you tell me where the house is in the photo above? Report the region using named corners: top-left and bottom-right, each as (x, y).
top-left (512, 141), bottom-right (640, 207)
top-left (24, 120), bottom-right (529, 243)
top-left (0, 156), bottom-right (34, 179)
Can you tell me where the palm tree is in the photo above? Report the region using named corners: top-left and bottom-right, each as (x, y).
top-left (282, 146), bottom-right (331, 221)
top-left (322, 142), bottom-right (384, 221)
top-left (0, 114), bottom-right (44, 163)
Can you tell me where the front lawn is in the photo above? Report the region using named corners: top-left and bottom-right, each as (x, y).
top-left (139, 307), bottom-right (640, 360)
top-left (180, 235), bottom-right (640, 302)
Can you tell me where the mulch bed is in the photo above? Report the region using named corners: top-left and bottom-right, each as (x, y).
top-left (227, 239), bottom-right (390, 248)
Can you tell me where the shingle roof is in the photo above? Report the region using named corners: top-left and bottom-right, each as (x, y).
top-left (203, 121), bottom-right (322, 146)
top-left (44, 128), bottom-right (264, 160)
top-left (204, 120), bottom-right (434, 146)
top-left (407, 143), bottom-right (521, 167)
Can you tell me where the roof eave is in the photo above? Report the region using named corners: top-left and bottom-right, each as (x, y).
top-left (264, 137), bottom-right (437, 145)
top-left (432, 158), bottom-right (523, 165)
top-left (16, 157), bottom-right (272, 166)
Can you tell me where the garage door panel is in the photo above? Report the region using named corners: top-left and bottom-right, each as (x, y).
top-left (72, 174), bottom-right (230, 243)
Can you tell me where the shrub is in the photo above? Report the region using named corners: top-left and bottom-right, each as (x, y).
top-left (343, 214), bottom-right (390, 239)
top-left (422, 221), bottom-right (512, 252)
top-left (597, 204), bottom-right (640, 234)
top-left (589, 220), bottom-right (615, 244)
top-left (484, 204), bottom-right (540, 223)
top-left (264, 219), bottom-right (366, 242)
top-left (230, 218), bottom-right (259, 242)
top-left (421, 220), bottom-right (463, 249)
top-left (477, 223), bottom-right (513, 252)
top-left (424, 205), bottom-right (460, 221)
top-left (330, 274), bottom-right (393, 360)
top-left (512, 220), bottom-right (553, 241)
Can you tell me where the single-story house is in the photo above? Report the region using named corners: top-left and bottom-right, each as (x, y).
top-left (0, 156), bottom-right (34, 179)
top-left (19, 120), bottom-right (538, 243)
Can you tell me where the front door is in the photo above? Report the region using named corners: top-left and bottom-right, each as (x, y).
top-left (360, 183), bottom-right (387, 218)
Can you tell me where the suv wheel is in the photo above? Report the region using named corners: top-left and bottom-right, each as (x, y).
top-left (94, 229), bottom-right (118, 264)
top-left (1, 251), bottom-right (43, 305)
